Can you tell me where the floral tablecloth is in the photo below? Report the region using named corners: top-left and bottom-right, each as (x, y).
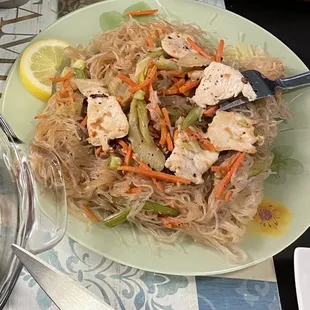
top-left (0, 0), bottom-right (282, 309)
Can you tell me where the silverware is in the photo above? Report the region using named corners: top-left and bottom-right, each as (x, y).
top-left (11, 244), bottom-right (114, 310)
top-left (0, 114), bottom-right (23, 144)
top-left (219, 70), bottom-right (310, 111)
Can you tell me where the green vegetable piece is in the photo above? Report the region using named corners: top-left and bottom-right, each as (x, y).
top-left (143, 201), bottom-right (180, 217)
top-left (99, 11), bottom-right (124, 32)
top-left (128, 98), bottom-right (165, 171)
top-left (123, 2), bottom-right (155, 22)
top-left (156, 57), bottom-right (182, 71)
top-left (148, 49), bottom-right (165, 58)
top-left (107, 77), bottom-right (122, 95)
top-left (103, 208), bottom-right (129, 227)
top-left (73, 59), bottom-right (85, 70)
top-left (134, 90), bottom-right (145, 101)
top-left (136, 100), bottom-right (153, 145)
top-left (134, 56), bottom-right (151, 82)
top-left (108, 156), bottom-right (122, 170)
top-left (182, 107), bottom-right (203, 130)
top-left (73, 68), bottom-right (86, 79)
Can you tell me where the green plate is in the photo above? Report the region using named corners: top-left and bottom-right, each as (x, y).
top-left (2, 0), bottom-right (310, 275)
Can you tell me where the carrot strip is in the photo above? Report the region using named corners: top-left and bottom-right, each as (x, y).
top-left (126, 187), bottom-right (141, 194)
top-left (216, 153), bottom-right (246, 200)
top-left (203, 105), bottom-right (219, 117)
top-left (224, 153), bottom-right (241, 170)
top-left (159, 118), bottom-right (167, 146)
top-left (118, 166), bottom-right (191, 184)
top-left (166, 71), bottom-right (185, 78)
top-left (153, 180), bottom-right (164, 192)
top-left (125, 9), bottom-right (158, 16)
top-left (165, 86), bottom-right (180, 95)
top-left (161, 108), bottom-right (172, 130)
top-left (200, 139), bottom-right (216, 152)
top-left (224, 191), bottom-right (233, 202)
top-left (116, 96), bottom-right (123, 104)
top-left (117, 73), bottom-right (137, 87)
top-left (124, 144), bottom-right (132, 166)
top-left (147, 34), bottom-right (154, 48)
top-left (81, 204), bottom-right (100, 222)
top-left (34, 114), bottom-right (48, 119)
top-left (211, 166), bottom-right (228, 173)
top-left (50, 71), bottom-right (72, 83)
top-left (179, 80), bottom-right (200, 94)
top-left (173, 78), bottom-right (186, 89)
top-left (118, 139), bottom-right (128, 151)
top-left (186, 38), bottom-right (213, 60)
top-left (81, 115), bottom-right (88, 127)
top-left (129, 65), bottom-right (157, 93)
top-left (173, 129), bottom-right (179, 142)
top-left (59, 89), bottom-right (69, 98)
top-left (215, 39), bottom-right (225, 62)
top-left (95, 146), bottom-right (102, 156)
top-left (166, 132), bottom-right (174, 151)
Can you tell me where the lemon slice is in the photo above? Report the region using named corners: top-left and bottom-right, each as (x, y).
top-left (19, 39), bottom-right (69, 101)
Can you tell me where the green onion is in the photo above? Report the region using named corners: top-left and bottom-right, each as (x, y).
top-left (182, 107), bottom-right (203, 130)
top-left (143, 201), bottom-right (180, 216)
top-left (73, 68), bottom-right (86, 79)
top-left (102, 208), bottom-right (130, 227)
top-left (108, 156), bottom-right (122, 170)
top-left (136, 100), bottom-right (153, 145)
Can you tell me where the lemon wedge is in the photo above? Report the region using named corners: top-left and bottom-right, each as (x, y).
top-left (19, 39), bottom-right (69, 101)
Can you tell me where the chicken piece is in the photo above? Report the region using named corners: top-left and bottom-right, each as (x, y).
top-left (192, 62), bottom-right (257, 108)
top-left (165, 132), bottom-right (219, 184)
top-left (87, 95), bottom-right (129, 151)
top-left (207, 111), bottom-right (257, 154)
top-left (161, 33), bottom-right (195, 59)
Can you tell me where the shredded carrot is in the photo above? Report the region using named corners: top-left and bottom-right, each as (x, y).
top-left (129, 65), bottom-right (157, 93)
top-left (50, 71), bottom-right (72, 83)
top-left (34, 114), bottom-right (48, 119)
top-left (125, 9), bottom-right (158, 16)
top-left (173, 129), bottom-right (179, 142)
top-left (216, 153), bottom-right (246, 200)
top-left (147, 34), bottom-right (154, 48)
top-left (159, 118), bottom-right (167, 146)
top-left (81, 115), bottom-right (88, 127)
top-left (215, 39), bottom-right (225, 62)
top-left (200, 139), bottom-right (216, 152)
top-left (154, 180), bottom-right (164, 192)
top-left (166, 132), bottom-right (174, 151)
top-left (179, 80), bottom-right (200, 94)
top-left (173, 78), bottom-right (186, 89)
top-left (166, 71), bottom-right (185, 78)
top-left (161, 217), bottom-right (184, 228)
top-left (203, 105), bottom-right (219, 117)
top-left (211, 166), bottom-right (228, 173)
top-left (162, 108), bottom-right (172, 131)
top-left (116, 96), bottom-right (123, 104)
top-left (124, 144), bottom-right (132, 166)
top-left (95, 146), bottom-right (102, 156)
top-left (59, 89), bottom-right (69, 98)
top-left (117, 73), bottom-right (137, 87)
top-left (118, 166), bottom-right (191, 184)
top-left (126, 187), bottom-right (141, 194)
top-left (118, 139), bottom-right (128, 151)
top-left (81, 204), bottom-right (100, 222)
top-left (165, 86), bottom-right (179, 95)
top-left (225, 191), bottom-right (233, 202)
top-left (186, 37), bottom-right (213, 60)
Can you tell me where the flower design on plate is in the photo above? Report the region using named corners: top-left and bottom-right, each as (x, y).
top-left (267, 145), bottom-right (304, 185)
top-left (248, 199), bottom-right (292, 237)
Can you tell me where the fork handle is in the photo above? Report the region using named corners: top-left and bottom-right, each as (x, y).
top-left (276, 71), bottom-right (310, 90)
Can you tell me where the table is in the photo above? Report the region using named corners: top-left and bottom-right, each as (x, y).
top-left (1, 0), bottom-right (282, 309)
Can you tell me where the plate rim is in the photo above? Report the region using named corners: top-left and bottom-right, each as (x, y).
top-left (2, 0), bottom-right (310, 276)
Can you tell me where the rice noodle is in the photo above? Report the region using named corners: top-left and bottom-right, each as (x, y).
top-left (31, 19), bottom-right (289, 263)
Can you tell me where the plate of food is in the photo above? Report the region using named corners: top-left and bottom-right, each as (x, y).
top-left (2, 0), bottom-right (310, 275)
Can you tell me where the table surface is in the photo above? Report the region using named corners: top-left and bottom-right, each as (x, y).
top-left (1, 0), bottom-right (284, 309)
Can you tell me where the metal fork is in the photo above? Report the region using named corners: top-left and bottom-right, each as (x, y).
top-left (219, 70), bottom-right (310, 111)
top-left (0, 114), bottom-right (23, 144)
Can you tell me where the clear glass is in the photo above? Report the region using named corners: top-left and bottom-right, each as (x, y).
top-left (0, 120), bottom-right (67, 308)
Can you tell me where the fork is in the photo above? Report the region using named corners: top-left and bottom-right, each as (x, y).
top-left (0, 114), bottom-right (23, 144)
top-left (219, 70), bottom-right (310, 111)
